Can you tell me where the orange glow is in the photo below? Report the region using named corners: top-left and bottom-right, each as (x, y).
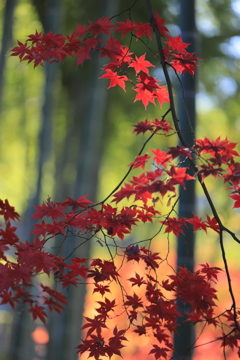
top-left (79, 234), bottom-right (240, 359)
top-left (31, 326), bottom-right (49, 344)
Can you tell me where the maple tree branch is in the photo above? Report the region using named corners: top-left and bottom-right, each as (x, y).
top-left (145, 0), bottom-right (185, 145)
top-left (145, 0), bottom-right (240, 246)
top-left (109, 0), bottom-right (139, 21)
top-left (145, 3), bottom-right (240, 348)
top-left (100, 108), bottom-right (171, 204)
top-left (166, 61), bottom-right (195, 136)
top-left (219, 229), bottom-right (240, 331)
top-left (175, 327), bottom-right (237, 357)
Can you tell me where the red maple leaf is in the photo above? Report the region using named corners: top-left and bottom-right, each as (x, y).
top-left (168, 145), bottom-right (193, 160)
top-left (171, 52), bottom-right (202, 75)
top-left (88, 17), bottom-right (115, 37)
top-left (128, 154), bottom-right (151, 169)
top-left (96, 297), bottom-right (116, 320)
top-left (30, 220), bottom-right (66, 237)
top-left (196, 164), bottom-right (222, 182)
top-left (129, 54), bottom-right (155, 75)
top-left (196, 137), bottom-right (239, 165)
top-left (135, 21), bottom-right (152, 39)
top-left (87, 259), bottom-right (120, 282)
top-left (99, 37), bottom-right (122, 60)
top-left (16, 240), bottom-right (57, 276)
top-left (81, 316), bottom-right (108, 337)
top-left (134, 88), bottom-right (155, 109)
top-left (114, 45), bottom-right (133, 66)
top-left (230, 194), bottom-right (240, 208)
top-left (186, 214), bottom-right (208, 232)
top-left (0, 199), bottom-right (20, 222)
top-left (100, 69), bottom-right (129, 91)
top-left (60, 273), bottom-right (80, 289)
top-left (206, 215), bottom-right (220, 233)
top-left (167, 166), bottom-right (195, 188)
top-left (26, 31), bottom-right (44, 44)
top-left (154, 85), bottom-right (170, 107)
top-left (133, 74), bottom-right (169, 109)
top-left (84, 38), bottom-right (102, 51)
top-left (31, 198), bottom-right (66, 221)
top-left (124, 244), bottom-right (141, 262)
top-left (149, 344), bottom-right (170, 359)
top-left (76, 335), bottom-right (105, 358)
top-left (114, 19), bottom-right (136, 37)
top-left (0, 221), bottom-right (19, 246)
top-left (133, 325), bottom-right (146, 336)
top-left (60, 258), bottom-right (88, 288)
top-left (221, 333), bottom-right (239, 351)
top-left (29, 304), bottom-right (47, 324)
top-left (133, 119), bottom-right (154, 135)
top-left (222, 163), bottom-right (240, 184)
top-left (154, 13), bottom-right (169, 37)
top-left (151, 148), bottom-right (172, 167)
top-left (124, 293), bottom-right (143, 309)
top-left (199, 263), bottom-right (222, 281)
top-left (62, 195), bottom-right (94, 210)
top-left (133, 73), bottom-right (159, 109)
top-left (128, 272), bottom-right (145, 287)
top-left (76, 47), bottom-right (91, 66)
top-left (140, 248), bottom-right (162, 269)
top-left (93, 284), bottom-right (111, 297)
top-left (29, 251), bottom-right (56, 276)
top-left (166, 35), bottom-right (190, 53)
top-left (160, 217), bottom-right (186, 237)
top-left (0, 290), bottom-right (16, 309)
top-left (10, 40), bottom-right (29, 60)
top-left (112, 184), bottom-right (136, 203)
top-left (63, 34), bottom-right (81, 55)
top-left (72, 24), bottom-right (89, 39)
top-left (41, 284), bottom-right (68, 314)
top-left (169, 267), bottom-right (218, 318)
top-left (104, 205), bottom-right (138, 240)
top-left (108, 327), bottom-right (127, 358)
top-left (136, 204), bottom-right (160, 223)
top-left (153, 119), bottom-right (173, 134)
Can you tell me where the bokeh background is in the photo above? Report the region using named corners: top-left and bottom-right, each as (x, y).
top-left (1, 0), bottom-right (240, 359)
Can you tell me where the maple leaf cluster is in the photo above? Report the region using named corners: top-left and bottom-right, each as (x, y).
top-left (10, 13), bottom-right (201, 109)
top-left (1, 135), bottom-right (240, 358)
top-left (193, 137), bottom-right (240, 212)
top-left (113, 146), bottom-right (195, 204)
top-left (0, 190), bottom-right (239, 359)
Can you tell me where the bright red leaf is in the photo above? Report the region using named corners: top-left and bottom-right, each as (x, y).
top-left (154, 13), bottom-right (169, 37)
top-left (186, 214), bottom-right (208, 232)
top-left (100, 69), bottom-right (129, 91)
top-left (166, 35), bottom-right (190, 53)
top-left (128, 154), bottom-right (151, 169)
top-left (129, 54), bottom-right (155, 75)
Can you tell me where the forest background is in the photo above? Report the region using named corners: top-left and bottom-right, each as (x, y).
top-left (1, 0), bottom-right (240, 359)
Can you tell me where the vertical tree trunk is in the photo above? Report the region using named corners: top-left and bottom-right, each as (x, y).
top-left (174, 1), bottom-right (197, 359)
top-left (46, 1), bottom-right (119, 359)
top-left (0, 0), bottom-right (16, 111)
top-left (9, 1), bottom-right (62, 359)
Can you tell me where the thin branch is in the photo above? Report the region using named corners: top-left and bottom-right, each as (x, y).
top-left (101, 108), bottom-right (171, 204)
top-left (145, 0), bottom-right (240, 245)
top-left (219, 229), bottom-right (240, 330)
